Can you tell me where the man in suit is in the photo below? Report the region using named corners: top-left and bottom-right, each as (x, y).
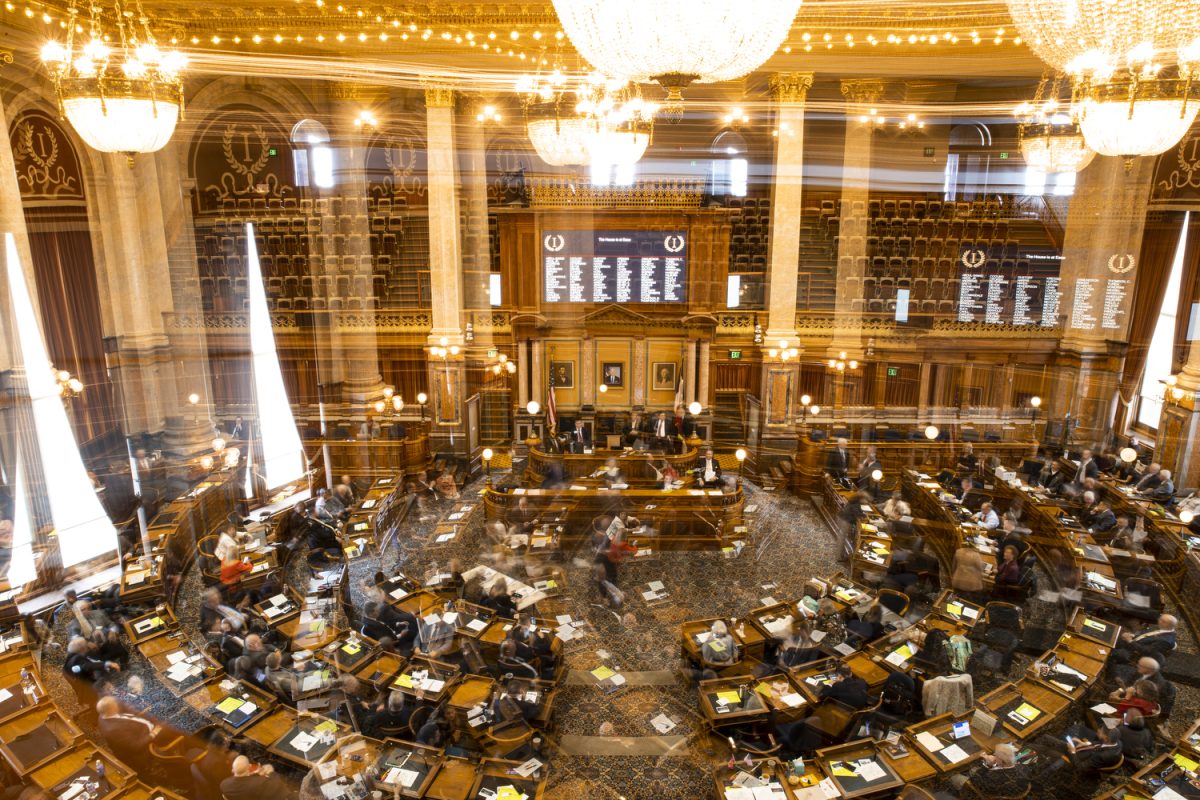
top-left (1115, 614), bottom-right (1178, 663)
top-left (649, 412), bottom-right (675, 452)
top-left (622, 413), bottom-right (644, 448)
top-left (510, 497), bottom-right (541, 536)
top-left (1066, 724), bottom-right (1123, 771)
top-left (826, 437), bottom-right (851, 479)
top-left (1135, 463), bottom-right (1163, 493)
top-left (956, 443), bottom-right (978, 474)
top-left (1075, 449), bottom-right (1101, 484)
top-left (1145, 469), bottom-right (1175, 504)
top-left (569, 419), bottom-right (591, 453)
top-left (856, 446), bottom-right (883, 491)
top-left (1087, 500), bottom-right (1117, 534)
top-left (695, 448), bottom-right (722, 488)
top-left (228, 416), bottom-right (245, 440)
top-left (817, 663), bottom-right (869, 709)
top-left (220, 755), bottom-right (288, 799)
top-left (96, 696), bottom-right (159, 772)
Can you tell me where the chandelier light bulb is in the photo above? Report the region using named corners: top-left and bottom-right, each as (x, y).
top-left (383, 386), bottom-right (394, 398)
top-left (211, 437), bottom-right (226, 453)
top-left (373, 400), bottom-right (385, 414)
top-left (449, 345), bottom-right (460, 356)
top-left (67, 378), bottom-right (83, 392)
top-left (506, 362), bottom-right (517, 373)
top-left (200, 456), bottom-right (214, 471)
top-left (392, 395), bottom-right (404, 412)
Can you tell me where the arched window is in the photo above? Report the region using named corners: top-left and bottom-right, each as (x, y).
top-left (291, 119), bottom-right (334, 189)
top-left (711, 130), bottom-right (748, 198)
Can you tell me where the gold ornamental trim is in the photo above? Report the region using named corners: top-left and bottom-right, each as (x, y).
top-left (528, 177), bottom-right (705, 209)
top-left (840, 79), bottom-right (885, 109)
top-left (770, 72), bottom-right (815, 104)
top-left (421, 78), bottom-right (455, 108)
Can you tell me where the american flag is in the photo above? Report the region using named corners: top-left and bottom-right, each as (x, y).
top-left (546, 381), bottom-right (557, 434)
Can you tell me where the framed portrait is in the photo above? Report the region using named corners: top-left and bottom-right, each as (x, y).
top-left (550, 360), bottom-right (575, 389)
top-left (651, 362), bottom-right (677, 391)
top-left (602, 362), bottom-right (624, 387)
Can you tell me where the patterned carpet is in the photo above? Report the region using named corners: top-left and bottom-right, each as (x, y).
top-left (32, 464), bottom-right (1200, 799)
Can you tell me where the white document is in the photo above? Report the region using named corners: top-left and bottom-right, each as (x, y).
top-left (962, 606), bottom-right (980, 619)
top-left (780, 693), bottom-right (805, 708)
top-left (610, 673), bottom-right (626, 686)
top-left (833, 642), bottom-right (857, 656)
top-left (467, 618), bottom-right (488, 632)
top-left (290, 731), bottom-right (317, 753)
top-left (239, 701), bottom-right (257, 715)
top-left (915, 732), bottom-right (943, 752)
top-left (442, 612), bottom-right (460, 625)
top-left (1090, 703), bottom-right (1118, 715)
top-left (421, 678), bottom-right (445, 693)
top-left (0, 689), bottom-right (12, 702)
top-left (809, 630), bottom-right (827, 643)
top-left (940, 744), bottom-right (969, 764)
top-left (857, 761), bottom-right (887, 781)
top-left (885, 650), bottom-right (909, 667)
top-left (651, 714), bottom-right (676, 733)
top-left (269, 594), bottom-right (288, 606)
top-left (724, 789), bottom-right (753, 800)
top-left (435, 533), bottom-right (455, 543)
top-left (513, 758), bottom-right (543, 778)
top-left (556, 614), bottom-right (573, 625)
top-left (818, 778), bottom-right (840, 798)
top-left (166, 651), bottom-right (188, 665)
top-left (1153, 788), bottom-right (1188, 800)
top-left (648, 580), bottom-right (665, 592)
top-left (398, 768), bottom-right (420, 787)
top-left (316, 761), bottom-right (338, 780)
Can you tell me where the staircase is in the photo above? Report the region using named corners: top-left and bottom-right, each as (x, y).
top-left (799, 205), bottom-right (838, 311)
top-left (712, 390), bottom-right (745, 449)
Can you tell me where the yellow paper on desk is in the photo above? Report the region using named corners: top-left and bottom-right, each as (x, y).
top-left (1014, 702), bottom-right (1041, 721)
top-left (394, 673), bottom-right (415, 688)
top-left (716, 690), bottom-right (742, 705)
top-left (946, 602), bottom-right (964, 617)
top-left (149, 616), bottom-right (164, 627)
top-left (496, 787), bottom-right (525, 800)
top-left (1083, 618), bottom-right (1106, 631)
top-left (341, 642), bottom-right (362, 655)
top-left (1174, 754), bottom-right (1200, 772)
top-left (708, 639), bottom-right (727, 653)
top-left (591, 666), bottom-right (615, 681)
top-left (753, 682), bottom-right (774, 697)
top-left (216, 697), bottom-right (244, 714)
top-left (895, 643), bottom-right (914, 659)
top-left (546, 580), bottom-right (557, 588)
top-left (861, 523), bottom-right (878, 533)
top-left (834, 590), bottom-right (857, 602)
top-left (314, 720), bottom-right (338, 733)
top-left (831, 763), bottom-right (857, 777)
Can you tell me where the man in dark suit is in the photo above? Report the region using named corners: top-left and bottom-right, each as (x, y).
top-left (622, 413), bottom-right (644, 448)
top-left (695, 448), bottom-right (722, 488)
top-left (1146, 469), bottom-right (1175, 504)
top-left (1135, 463), bottom-right (1163, 492)
top-left (1087, 500), bottom-right (1117, 534)
top-left (826, 438), bottom-right (851, 479)
top-left (1115, 614), bottom-right (1178, 663)
top-left (569, 419), bottom-right (591, 453)
top-left (817, 663), bottom-right (869, 709)
top-left (1075, 449), bottom-right (1101, 484)
top-left (96, 697), bottom-right (161, 772)
top-left (1066, 724), bottom-right (1123, 771)
top-left (220, 756), bottom-right (288, 799)
top-left (649, 412), bottom-right (675, 452)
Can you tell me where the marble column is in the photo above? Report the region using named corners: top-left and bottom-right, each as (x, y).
top-left (459, 99), bottom-right (493, 318)
top-left (1053, 156), bottom-right (1155, 446)
top-left (90, 152), bottom-right (181, 436)
top-left (697, 339), bottom-right (711, 410)
top-left (155, 139), bottom-right (221, 458)
top-left (530, 339), bottom-right (544, 406)
top-left (830, 79), bottom-right (884, 358)
top-left (516, 338), bottom-right (529, 410)
top-left (917, 362), bottom-right (932, 421)
top-left (424, 81), bottom-right (465, 349)
top-left (331, 85), bottom-right (385, 404)
top-left (763, 73), bottom-right (814, 346)
top-left (684, 339), bottom-right (697, 406)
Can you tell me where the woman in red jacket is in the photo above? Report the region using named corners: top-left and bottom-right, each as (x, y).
top-left (605, 529), bottom-right (638, 585)
top-left (220, 546), bottom-right (254, 608)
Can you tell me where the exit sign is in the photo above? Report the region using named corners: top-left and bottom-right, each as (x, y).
top-left (268, 147), bottom-right (278, 157)
top-left (999, 151), bottom-right (1010, 159)
top-left (887, 367), bottom-right (899, 377)
top-left (729, 350), bottom-right (742, 359)
top-left (487, 349), bottom-right (498, 358)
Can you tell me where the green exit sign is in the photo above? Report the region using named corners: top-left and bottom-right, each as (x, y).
top-left (729, 350), bottom-right (742, 360)
top-left (268, 147), bottom-right (278, 157)
top-left (887, 367), bottom-right (899, 377)
top-left (999, 151), bottom-right (1010, 159)
top-left (487, 349), bottom-right (498, 358)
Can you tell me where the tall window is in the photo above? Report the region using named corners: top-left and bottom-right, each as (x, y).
top-left (711, 130), bottom-right (748, 198)
top-left (1136, 212), bottom-right (1191, 429)
top-left (291, 119), bottom-right (334, 189)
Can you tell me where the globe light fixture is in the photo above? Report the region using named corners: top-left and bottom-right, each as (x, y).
top-left (870, 468), bottom-right (884, 482)
top-left (1182, 509), bottom-right (1195, 524)
top-left (598, 384), bottom-right (608, 393)
top-left (925, 425), bottom-right (940, 440)
top-left (809, 405), bottom-right (820, 416)
top-left (1120, 447), bottom-right (1138, 463)
top-left (1030, 396), bottom-right (1042, 409)
top-left (527, 400), bottom-right (541, 415)
top-left (688, 401), bottom-right (702, 415)
top-left (211, 437), bottom-right (226, 453)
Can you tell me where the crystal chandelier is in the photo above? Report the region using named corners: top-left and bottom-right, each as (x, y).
top-left (1013, 76), bottom-right (1096, 172)
top-left (1005, 0), bottom-right (1200, 157)
top-left (41, 0), bottom-right (186, 157)
top-left (551, 0), bottom-right (803, 118)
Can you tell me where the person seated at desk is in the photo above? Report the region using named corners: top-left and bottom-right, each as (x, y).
top-left (1135, 462), bottom-right (1163, 493)
top-left (1086, 499), bottom-right (1117, 535)
top-left (992, 545), bottom-right (1021, 595)
top-left (419, 613), bottom-right (458, 661)
top-left (1107, 514), bottom-right (1140, 551)
top-left (846, 604), bottom-right (885, 646)
top-left (648, 411), bottom-right (676, 452)
top-left (200, 587), bottom-right (246, 637)
top-left (1114, 614), bottom-right (1178, 663)
top-left (647, 456), bottom-right (679, 488)
top-left (498, 636), bottom-right (539, 679)
top-left (819, 662), bottom-right (870, 708)
top-left (568, 419), bottom-right (591, 453)
top-left (219, 547), bottom-right (254, 608)
top-left (63, 635), bottom-right (120, 708)
top-left (365, 690), bottom-right (414, 739)
top-left (1073, 448), bottom-right (1101, 484)
top-left (972, 502), bottom-right (1000, 530)
top-left (220, 755), bottom-right (288, 800)
top-left (1065, 723), bottom-right (1124, 771)
top-left (882, 491), bottom-right (910, 522)
top-left (948, 743), bottom-right (1030, 797)
top-left (695, 448), bottom-right (723, 488)
top-left (826, 437), bottom-right (851, 480)
top-left (92, 626), bottom-right (129, 669)
top-left (702, 620), bottom-right (738, 665)
top-left (214, 524), bottom-right (255, 563)
top-left (1142, 468), bottom-right (1175, 504)
top-left (314, 487), bottom-right (347, 523)
top-left (997, 517), bottom-right (1028, 558)
top-left (953, 477), bottom-right (976, 502)
top-left (1112, 454), bottom-right (1140, 483)
top-left (622, 412), bottom-right (645, 448)
top-left (956, 443), bottom-right (978, 474)
top-left (510, 497), bottom-right (541, 537)
top-left (774, 618), bottom-right (821, 671)
top-left (361, 601), bottom-right (400, 641)
top-left (66, 599), bottom-right (113, 639)
top-left (593, 458), bottom-right (626, 488)
top-left (1109, 657), bottom-right (1172, 704)
top-left (307, 515), bottom-right (342, 563)
top-left (484, 578), bottom-right (518, 618)
top-left (952, 545), bottom-right (987, 597)
top-left (334, 474), bottom-right (357, 507)
top-left (605, 509), bottom-right (641, 541)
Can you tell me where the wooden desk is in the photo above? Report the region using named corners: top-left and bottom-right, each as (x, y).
top-left (29, 744), bottom-right (133, 797)
top-left (351, 651), bottom-right (407, 692)
top-left (390, 656), bottom-right (459, 705)
top-left (369, 743), bottom-right (441, 796)
top-left (527, 445), bottom-right (698, 483)
top-left (276, 611), bottom-right (341, 652)
top-left (484, 484), bottom-right (744, 548)
top-left (931, 590), bottom-right (984, 629)
top-left (976, 680), bottom-right (1071, 740)
top-left (123, 605), bottom-right (177, 645)
top-left (141, 636), bottom-right (218, 695)
top-left (1065, 607), bottom-right (1122, 649)
top-left (447, 674), bottom-right (495, 723)
top-left (267, 715), bottom-right (347, 767)
top-left (317, 636), bottom-right (376, 673)
top-left (111, 784), bottom-right (188, 800)
top-left (241, 707), bottom-right (295, 749)
top-left (907, 712), bottom-right (1000, 774)
top-left (0, 671), bottom-right (46, 723)
top-left (425, 755), bottom-right (478, 800)
top-left (470, 758), bottom-right (546, 800)
top-left (0, 705), bottom-right (82, 774)
top-left (814, 739), bottom-right (907, 798)
top-left (698, 676), bottom-right (770, 727)
top-left (711, 760), bottom-right (801, 800)
top-left (1028, 644), bottom-right (1106, 701)
top-left (181, 679), bottom-right (272, 734)
top-left (252, 586), bottom-right (302, 628)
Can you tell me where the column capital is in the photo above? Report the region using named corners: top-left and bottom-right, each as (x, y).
top-left (840, 79), bottom-right (885, 107)
top-left (421, 79), bottom-right (456, 108)
top-left (769, 72), bottom-right (815, 103)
